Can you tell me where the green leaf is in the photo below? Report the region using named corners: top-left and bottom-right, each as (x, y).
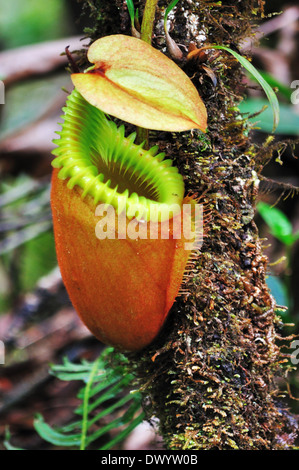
top-left (4, 428), bottom-right (24, 450)
top-left (164, 0), bottom-right (181, 25)
top-left (251, 70), bottom-right (293, 101)
top-left (257, 201), bottom-right (295, 246)
top-left (0, 176), bottom-right (43, 208)
top-left (0, 0), bottom-right (71, 49)
top-left (72, 35), bottom-right (207, 132)
top-left (87, 393), bottom-right (134, 428)
top-left (19, 230), bottom-right (57, 292)
top-left (266, 275), bottom-right (289, 310)
top-left (126, 0), bottom-right (135, 26)
top-left (34, 414), bottom-right (82, 447)
top-left (50, 348), bottom-right (115, 381)
top-left (0, 175), bottom-right (54, 313)
top-left (0, 74), bottom-right (70, 140)
top-left (211, 46), bottom-right (280, 132)
top-left (77, 375), bottom-right (133, 408)
top-left (0, 220), bottom-right (53, 256)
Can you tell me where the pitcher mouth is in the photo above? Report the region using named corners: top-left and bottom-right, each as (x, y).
top-left (51, 89), bottom-right (185, 222)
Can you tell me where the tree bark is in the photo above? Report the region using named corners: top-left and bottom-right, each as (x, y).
top-left (80, 0), bottom-right (298, 449)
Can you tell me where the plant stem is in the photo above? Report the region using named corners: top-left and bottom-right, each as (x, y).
top-left (136, 0), bottom-right (159, 147)
top-left (140, 0), bottom-right (159, 44)
top-left (80, 357), bottom-right (100, 450)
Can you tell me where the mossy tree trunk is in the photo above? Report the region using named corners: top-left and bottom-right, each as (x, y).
top-left (80, 0), bottom-right (298, 449)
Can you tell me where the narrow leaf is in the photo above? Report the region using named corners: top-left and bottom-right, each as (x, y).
top-left (34, 415), bottom-right (82, 447)
top-left (251, 70), bottom-right (293, 101)
top-left (87, 393), bottom-right (134, 427)
top-left (126, 0), bottom-right (135, 26)
top-left (164, 0), bottom-right (181, 25)
top-left (71, 34), bottom-right (207, 132)
top-left (76, 374), bottom-right (121, 401)
top-left (125, 0), bottom-right (140, 37)
top-left (211, 45), bottom-right (280, 132)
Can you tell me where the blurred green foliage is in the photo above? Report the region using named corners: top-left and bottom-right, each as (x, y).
top-left (0, 0), bottom-right (74, 314)
top-left (0, 0), bottom-right (72, 50)
top-left (19, 230), bottom-right (56, 292)
top-left (239, 98), bottom-right (299, 136)
top-left (240, 71), bottom-right (299, 136)
top-left (0, 175), bottom-right (57, 313)
top-left (0, 73), bottom-right (71, 140)
top-left (257, 201), bottom-right (299, 247)
top-left (257, 202), bottom-right (299, 325)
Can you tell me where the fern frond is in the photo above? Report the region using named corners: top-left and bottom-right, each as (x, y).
top-left (34, 347), bottom-right (144, 450)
